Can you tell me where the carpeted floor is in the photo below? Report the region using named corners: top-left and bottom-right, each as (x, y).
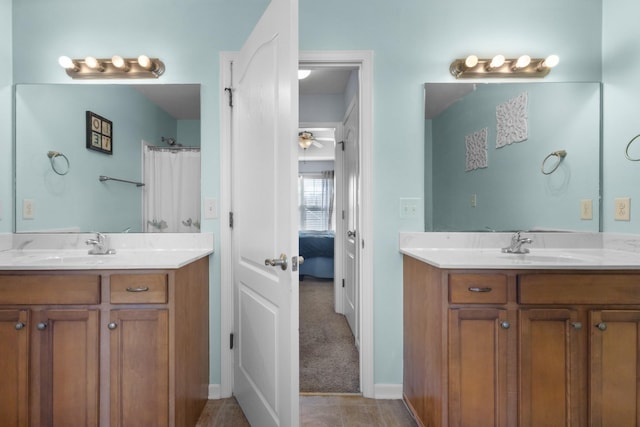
top-left (299, 278), bottom-right (360, 393)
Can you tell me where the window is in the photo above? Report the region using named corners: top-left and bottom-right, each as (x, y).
top-left (298, 171), bottom-right (334, 231)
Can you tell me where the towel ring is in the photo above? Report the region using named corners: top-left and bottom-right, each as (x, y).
top-left (625, 134), bottom-right (640, 161)
top-left (47, 151), bottom-right (70, 176)
top-left (541, 150), bottom-right (567, 175)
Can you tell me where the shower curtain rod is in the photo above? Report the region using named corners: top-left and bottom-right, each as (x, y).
top-left (147, 146), bottom-right (201, 152)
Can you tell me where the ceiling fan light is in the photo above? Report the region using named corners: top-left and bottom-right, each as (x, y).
top-left (298, 69), bottom-right (311, 80)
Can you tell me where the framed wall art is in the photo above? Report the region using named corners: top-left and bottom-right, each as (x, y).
top-left (86, 111), bottom-right (113, 154)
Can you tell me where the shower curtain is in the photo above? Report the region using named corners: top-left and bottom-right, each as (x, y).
top-left (143, 146), bottom-right (201, 232)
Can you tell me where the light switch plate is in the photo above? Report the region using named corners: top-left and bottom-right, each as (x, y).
top-left (614, 197), bottom-right (631, 221)
top-left (204, 198), bottom-right (218, 219)
top-left (400, 198), bottom-right (420, 218)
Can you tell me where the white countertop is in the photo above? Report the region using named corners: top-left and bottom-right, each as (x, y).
top-left (400, 232), bottom-right (640, 270)
top-left (0, 249), bottom-right (212, 270)
top-left (0, 233), bottom-right (214, 270)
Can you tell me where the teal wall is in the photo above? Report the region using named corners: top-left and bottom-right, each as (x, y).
top-left (430, 83), bottom-right (601, 232)
top-left (177, 120), bottom-right (201, 148)
top-left (602, 0), bottom-right (640, 232)
top-left (15, 85), bottom-right (176, 232)
top-left (0, 0), bottom-right (11, 233)
top-left (7, 0), bottom-right (606, 388)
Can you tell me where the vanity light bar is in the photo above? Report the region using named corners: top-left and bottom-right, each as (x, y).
top-left (450, 54), bottom-right (559, 79)
top-left (58, 55), bottom-right (165, 79)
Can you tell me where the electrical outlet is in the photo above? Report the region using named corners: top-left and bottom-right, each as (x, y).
top-left (580, 199), bottom-right (593, 220)
top-left (471, 194), bottom-right (477, 208)
top-left (22, 199), bottom-right (34, 219)
top-left (614, 197), bottom-right (631, 221)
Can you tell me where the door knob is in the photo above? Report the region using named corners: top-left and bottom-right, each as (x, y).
top-left (15, 322), bottom-right (26, 330)
top-left (265, 253), bottom-right (288, 271)
top-left (108, 322), bottom-right (118, 330)
top-left (36, 322), bottom-right (48, 331)
top-left (347, 230), bottom-right (356, 238)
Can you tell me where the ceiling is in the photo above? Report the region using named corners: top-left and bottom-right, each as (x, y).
top-left (424, 83), bottom-right (475, 119)
top-left (133, 84), bottom-right (200, 120)
top-left (299, 68), bottom-right (353, 94)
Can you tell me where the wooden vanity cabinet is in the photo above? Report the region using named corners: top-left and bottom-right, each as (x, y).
top-left (0, 256), bottom-right (209, 427)
top-left (0, 309), bottom-right (29, 427)
top-left (403, 255), bottom-right (640, 427)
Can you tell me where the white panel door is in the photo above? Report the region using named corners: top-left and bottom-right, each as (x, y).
top-left (342, 99), bottom-right (359, 344)
top-left (232, 0), bottom-right (299, 426)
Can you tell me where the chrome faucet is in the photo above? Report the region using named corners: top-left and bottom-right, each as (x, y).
top-left (85, 232), bottom-right (116, 255)
top-left (501, 231), bottom-right (533, 254)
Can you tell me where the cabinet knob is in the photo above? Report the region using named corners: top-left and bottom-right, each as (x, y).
top-left (596, 322), bottom-right (607, 331)
top-left (108, 322), bottom-right (118, 330)
top-left (571, 322), bottom-right (583, 329)
top-left (500, 321), bottom-right (510, 329)
top-left (15, 322), bottom-right (26, 330)
top-left (36, 322), bottom-right (48, 331)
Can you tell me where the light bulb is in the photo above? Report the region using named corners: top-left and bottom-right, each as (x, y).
top-left (111, 55), bottom-right (129, 70)
top-left (543, 54), bottom-right (560, 68)
top-left (514, 55), bottom-right (531, 69)
top-left (58, 56), bottom-right (76, 70)
top-left (138, 55), bottom-right (153, 70)
top-left (464, 55), bottom-right (478, 68)
top-left (489, 54), bottom-right (505, 69)
top-left (85, 56), bottom-right (102, 70)
top-left (298, 69), bottom-right (311, 79)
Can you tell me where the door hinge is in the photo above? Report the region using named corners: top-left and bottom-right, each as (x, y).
top-left (362, 239), bottom-right (365, 249)
top-left (224, 87), bottom-right (233, 108)
top-left (229, 212), bottom-right (234, 229)
top-left (342, 210), bottom-right (345, 220)
top-left (230, 333), bottom-right (234, 350)
top-left (342, 278), bottom-right (345, 288)
top-left (338, 140), bottom-right (345, 151)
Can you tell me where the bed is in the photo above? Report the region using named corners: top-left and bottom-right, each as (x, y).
top-left (299, 230), bottom-right (335, 280)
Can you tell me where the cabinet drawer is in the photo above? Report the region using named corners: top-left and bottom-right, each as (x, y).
top-left (0, 275), bottom-right (100, 305)
top-left (110, 274), bottom-right (168, 304)
top-left (449, 274), bottom-right (508, 304)
top-left (519, 274), bottom-right (640, 304)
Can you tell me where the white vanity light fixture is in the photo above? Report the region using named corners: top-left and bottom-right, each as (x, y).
top-left (450, 54), bottom-right (560, 78)
top-left (58, 55), bottom-right (165, 79)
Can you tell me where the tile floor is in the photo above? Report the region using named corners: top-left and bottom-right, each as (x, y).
top-left (195, 394), bottom-right (418, 426)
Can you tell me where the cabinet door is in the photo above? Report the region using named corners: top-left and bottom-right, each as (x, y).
top-left (590, 310), bottom-right (640, 426)
top-left (30, 309), bottom-right (100, 427)
top-left (0, 309), bottom-right (29, 427)
top-left (109, 309), bottom-right (169, 427)
top-left (449, 308), bottom-right (512, 427)
top-left (519, 309), bottom-right (581, 427)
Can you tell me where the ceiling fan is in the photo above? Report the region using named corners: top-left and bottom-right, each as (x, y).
top-left (298, 131), bottom-right (331, 149)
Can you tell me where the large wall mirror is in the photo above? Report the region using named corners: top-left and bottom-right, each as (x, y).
top-left (425, 81), bottom-right (602, 232)
top-left (15, 84), bottom-right (201, 233)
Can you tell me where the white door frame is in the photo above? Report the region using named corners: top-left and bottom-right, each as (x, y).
top-left (220, 50), bottom-right (374, 398)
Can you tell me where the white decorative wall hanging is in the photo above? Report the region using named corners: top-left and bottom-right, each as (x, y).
top-left (465, 127), bottom-right (488, 171)
top-left (496, 91), bottom-right (528, 148)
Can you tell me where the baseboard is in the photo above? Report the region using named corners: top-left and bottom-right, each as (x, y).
top-left (208, 384), bottom-right (221, 399)
top-left (208, 383), bottom-right (403, 400)
top-left (373, 383), bottom-right (403, 400)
